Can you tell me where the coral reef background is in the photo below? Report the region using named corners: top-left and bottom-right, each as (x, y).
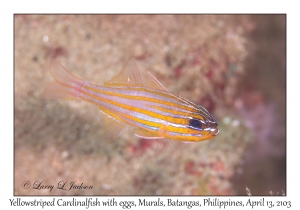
top-left (14, 15), bottom-right (285, 195)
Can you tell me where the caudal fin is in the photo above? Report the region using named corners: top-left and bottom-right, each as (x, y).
top-left (42, 60), bottom-right (84, 100)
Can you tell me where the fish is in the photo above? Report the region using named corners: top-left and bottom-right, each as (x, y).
top-left (42, 59), bottom-right (219, 143)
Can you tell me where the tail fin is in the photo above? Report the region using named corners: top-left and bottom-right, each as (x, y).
top-left (42, 60), bottom-right (84, 100)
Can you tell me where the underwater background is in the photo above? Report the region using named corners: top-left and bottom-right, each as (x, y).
top-left (14, 15), bottom-right (286, 195)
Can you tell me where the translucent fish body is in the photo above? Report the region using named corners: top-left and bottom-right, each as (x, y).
top-left (43, 59), bottom-right (219, 142)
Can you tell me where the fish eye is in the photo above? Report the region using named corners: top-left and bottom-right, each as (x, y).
top-left (188, 118), bottom-right (203, 130)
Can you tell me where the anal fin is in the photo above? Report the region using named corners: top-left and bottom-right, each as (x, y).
top-left (101, 112), bottom-right (126, 140)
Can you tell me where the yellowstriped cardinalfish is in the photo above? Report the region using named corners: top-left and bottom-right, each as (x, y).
top-left (42, 59), bottom-right (219, 143)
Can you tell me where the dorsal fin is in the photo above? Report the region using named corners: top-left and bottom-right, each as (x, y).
top-left (145, 71), bottom-right (168, 91)
top-left (104, 59), bottom-right (144, 87)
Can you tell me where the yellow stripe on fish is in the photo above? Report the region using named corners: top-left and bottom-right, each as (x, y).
top-left (42, 59), bottom-right (219, 142)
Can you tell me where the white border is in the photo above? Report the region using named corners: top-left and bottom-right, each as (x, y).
top-left (2, 0), bottom-right (298, 208)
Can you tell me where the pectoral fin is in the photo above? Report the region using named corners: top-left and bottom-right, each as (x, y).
top-left (134, 129), bottom-right (164, 139)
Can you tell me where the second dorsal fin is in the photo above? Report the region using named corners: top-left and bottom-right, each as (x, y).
top-left (145, 71), bottom-right (168, 91)
top-left (104, 59), bottom-right (144, 87)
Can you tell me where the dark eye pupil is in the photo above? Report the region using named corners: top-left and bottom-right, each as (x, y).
top-left (189, 118), bottom-right (202, 129)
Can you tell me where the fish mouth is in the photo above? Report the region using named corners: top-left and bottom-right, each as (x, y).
top-left (211, 127), bottom-right (219, 136)
top-left (213, 129), bottom-right (219, 136)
